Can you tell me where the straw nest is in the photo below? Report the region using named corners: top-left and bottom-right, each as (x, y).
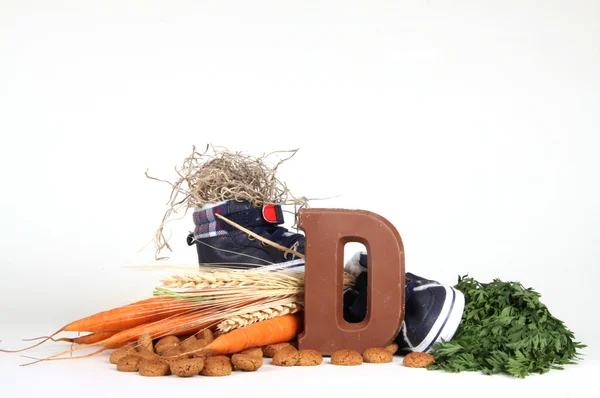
top-left (146, 145), bottom-right (309, 260)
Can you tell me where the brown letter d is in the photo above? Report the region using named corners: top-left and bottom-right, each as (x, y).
top-left (297, 208), bottom-right (405, 355)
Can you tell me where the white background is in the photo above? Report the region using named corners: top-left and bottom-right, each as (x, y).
top-left (1, 1), bottom-right (598, 397)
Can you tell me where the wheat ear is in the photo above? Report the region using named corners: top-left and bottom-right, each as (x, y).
top-left (160, 269), bottom-right (305, 289)
top-left (159, 266), bottom-right (355, 290)
top-left (217, 302), bottom-right (303, 332)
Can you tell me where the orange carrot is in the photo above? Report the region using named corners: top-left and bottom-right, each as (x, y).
top-left (54, 331), bottom-right (121, 346)
top-left (20, 310), bottom-right (217, 365)
top-left (92, 311), bottom-right (215, 347)
top-left (1, 297), bottom-right (200, 353)
top-left (195, 313), bottom-right (303, 356)
top-left (22, 332), bottom-right (127, 349)
top-left (64, 297), bottom-right (197, 333)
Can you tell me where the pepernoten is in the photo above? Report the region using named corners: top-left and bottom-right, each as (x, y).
top-left (427, 275), bottom-right (586, 378)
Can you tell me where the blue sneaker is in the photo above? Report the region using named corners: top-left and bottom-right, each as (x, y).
top-left (344, 251), bottom-right (465, 353)
top-left (186, 199), bottom-right (305, 268)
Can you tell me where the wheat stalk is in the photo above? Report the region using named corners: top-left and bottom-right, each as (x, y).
top-left (159, 266), bottom-right (355, 290)
top-left (217, 302), bottom-right (304, 332)
top-left (160, 271), bottom-right (300, 289)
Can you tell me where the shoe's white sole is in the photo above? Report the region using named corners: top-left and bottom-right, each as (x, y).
top-left (344, 251), bottom-right (366, 277)
top-left (436, 287), bottom-right (465, 346)
top-left (411, 285), bottom-right (466, 353)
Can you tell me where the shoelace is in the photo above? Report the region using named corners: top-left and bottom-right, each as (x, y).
top-left (249, 225), bottom-right (304, 253)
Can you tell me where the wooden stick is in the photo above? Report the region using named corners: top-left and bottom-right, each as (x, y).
top-left (214, 213), bottom-right (305, 260)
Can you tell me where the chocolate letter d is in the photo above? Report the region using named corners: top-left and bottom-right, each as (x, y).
top-left (297, 208), bottom-right (405, 355)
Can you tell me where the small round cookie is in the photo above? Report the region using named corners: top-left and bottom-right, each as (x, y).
top-left (155, 341), bottom-right (179, 355)
top-left (155, 336), bottom-right (180, 354)
top-left (160, 345), bottom-right (192, 363)
top-left (363, 347), bottom-right (393, 363)
top-left (240, 347), bottom-right (263, 358)
top-left (331, 349), bottom-right (363, 366)
top-left (231, 353), bottom-right (263, 371)
top-left (297, 350), bottom-right (323, 366)
top-left (384, 343), bottom-right (399, 355)
top-left (263, 342), bottom-right (293, 358)
top-left (197, 329), bottom-right (214, 343)
top-left (178, 335), bottom-right (198, 351)
top-left (116, 355), bottom-right (142, 372)
top-left (138, 358), bottom-right (171, 376)
top-left (190, 338), bottom-right (211, 358)
top-left (136, 348), bottom-right (157, 360)
top-left (178, 334), bottom-right (196, 342)
top-left (109, 344), bottom-right (136, 364)
top-left (403, 352), bottom-right (435, 368)
top-left (170, 358), bottom-right (205, 377)
top-left (200, 355), bottom-right (232, 376)
top-left (272, 346), bottom-right (299, 366)
top-left (137, 332), bottom-right (154, 353)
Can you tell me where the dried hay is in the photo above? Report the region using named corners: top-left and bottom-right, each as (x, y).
top-left (145, 145), bottom-right (309, 260)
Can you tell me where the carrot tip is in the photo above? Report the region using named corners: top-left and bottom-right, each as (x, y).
top-left (1, 329), bottom-right (66, 353)
top-left (1, 347), bottom-right (31, 353)
top-left (22, 336), bottom-right (61, 342)
top-left (21, 336), bottom-right (44, 342)
top-left (19, 355), bottom-right (44, 366)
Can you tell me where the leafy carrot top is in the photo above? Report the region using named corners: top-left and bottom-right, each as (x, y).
top-left (427, 275), bottom-right (586, 378)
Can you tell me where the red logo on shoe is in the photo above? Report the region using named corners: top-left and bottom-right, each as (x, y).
top-left (262, 204), bottom-right (278, 223)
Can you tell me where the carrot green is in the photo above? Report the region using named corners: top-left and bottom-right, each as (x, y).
top-left (427, 275), bottom-right (586, 378)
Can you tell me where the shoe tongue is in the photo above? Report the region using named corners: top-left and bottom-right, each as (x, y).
top-left (200, 199), bottom-right (253, 213)
top-left (226, 199), bottom-right (253, 212)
